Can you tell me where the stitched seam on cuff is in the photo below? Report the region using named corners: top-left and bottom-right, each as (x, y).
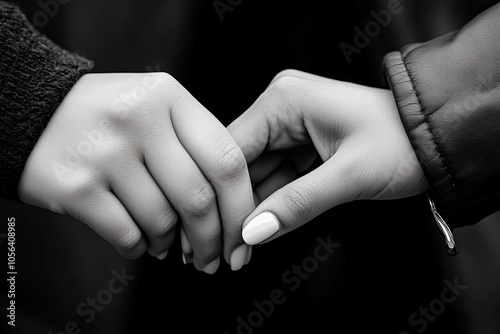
top-left (400, 54), bottom-right (462, 205)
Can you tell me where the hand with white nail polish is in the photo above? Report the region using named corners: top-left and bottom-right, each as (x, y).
top-left (228, 70), bottom-right (429, 246)
top-left (18, 73), bottom-right (255, 273)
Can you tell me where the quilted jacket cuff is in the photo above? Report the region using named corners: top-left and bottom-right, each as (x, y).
top-left (383, 51), bottom-right (463, 227)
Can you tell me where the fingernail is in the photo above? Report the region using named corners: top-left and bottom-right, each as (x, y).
top-left (182, 252), bottom-right (193, 265)
top-left (156, 250), bottom-right (169, 260)
top-left (230, 244), bottom-right (247, 271)
top-left (242, 212), bottom-right (280, 245)
top-left (180, 227), bottom-right (193, 254)
top-left (244, 246), bottom-right (252, 265)
top-left (202, 258), bottom-right (220, 275)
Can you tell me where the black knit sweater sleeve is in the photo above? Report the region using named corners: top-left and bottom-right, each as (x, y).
top-left (0, 2), bottom-right (93, 199)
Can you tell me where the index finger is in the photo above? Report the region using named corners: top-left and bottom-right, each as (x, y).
top-left (169, 88), bottom-right (255, 270)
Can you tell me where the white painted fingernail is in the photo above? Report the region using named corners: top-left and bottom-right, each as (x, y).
top-left (182, 252), bottom-right (193, 265)
top-left (180, 227), bottom-right (192, 254)
top-left (242, 212), bottom-right (280, 245)
top-left (156, 250), bottom-right (169, 260)
top-left (202, 258), bottom-right (220, 275)
top-left (230, 245), bottom-right (247, 271)
top-left (244, 246), bottom-right (252, 265)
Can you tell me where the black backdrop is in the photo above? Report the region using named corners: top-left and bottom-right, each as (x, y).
top-left (2, 0), bottom-right (500, 333)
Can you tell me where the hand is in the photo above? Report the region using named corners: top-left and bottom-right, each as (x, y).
top-left (18, 73), bottom-right (254, 273)
top-left (228, 70), bottom-right (429, 246)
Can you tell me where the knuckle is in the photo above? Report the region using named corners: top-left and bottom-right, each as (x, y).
top-left (183, 183), bottom-right (216, 219)
top-left (150, 209), bottom-right (178, 237)
top-left (266, 75), bottom-right (310, 116)
top-left (64, 174), bottom-right (99, 201)
top-left (283, 186), bottom-right (314, 220)
top-left (107, 72), bottom-right (181, 122)
top-left (216, 144), bottom-right (247, 182)
top-left (272, 69), bottom-right (303, 82)
top-left (105, 103), bottom-right (129, 124)
top-left (116, 229), bottom-right (143, 251)
top-left (269, 71), bottom-right (304, 96)
top-left (153, 73), bottom-right (183, 101)
top-left (151, 72), bottom-right (175, 84)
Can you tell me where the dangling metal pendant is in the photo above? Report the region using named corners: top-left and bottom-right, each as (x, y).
top-left (428, 194), bottom-right (458, 256)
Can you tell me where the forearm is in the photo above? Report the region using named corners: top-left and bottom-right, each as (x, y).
top-left (384, 3), bottom-right (500, 227)
top-left (0, 1), bottom-right (93, 198)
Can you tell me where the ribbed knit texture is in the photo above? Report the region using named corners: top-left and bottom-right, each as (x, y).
top-left (0, 2), bottom-right (93, 198)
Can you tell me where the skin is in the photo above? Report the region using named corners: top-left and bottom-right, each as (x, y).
top-left (228, 69), bottom-right (430, 245)
top-left (18, 69), bottom-right (428, 272)
top-left (18, 72), bottom-right (254, 273)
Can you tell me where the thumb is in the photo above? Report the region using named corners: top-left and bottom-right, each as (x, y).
top-left (226, 99), bottom-right (274, 164)
top-left (241, 146), bottom-right (362, 245)
top-left (227, 75), bottom-right (309, 164)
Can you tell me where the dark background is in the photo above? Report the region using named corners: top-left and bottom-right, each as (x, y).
top-left (2, 0), bottom-right (500, 333)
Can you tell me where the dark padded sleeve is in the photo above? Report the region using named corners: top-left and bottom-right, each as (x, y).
top-left (384, 4), bottom-right (500, 228)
